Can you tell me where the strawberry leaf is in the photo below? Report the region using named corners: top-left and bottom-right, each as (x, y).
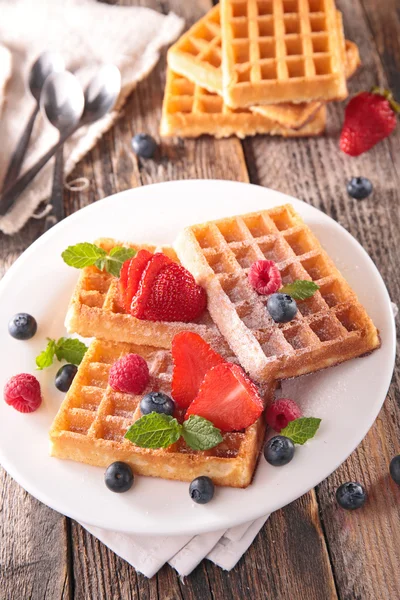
top-left (280, 280), bottom-right (319, 300)
top-left (125, 413), bottom-right (182, 449)
top-left (280, 417), bottom-right (321, 445)
top-left (182, 415), bottom-right (223, 450)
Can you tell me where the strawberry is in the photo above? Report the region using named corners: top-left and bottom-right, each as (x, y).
top-left (131, 255), bottom-right (207, 322)
top-left (185, 363), bottom-right (264, 432)
top-left (340, 88), bottom-right (399, 157)
top-left (119, 249), bottom-right (153, 312)
top-left (171, 332), bottom-right (225, 408)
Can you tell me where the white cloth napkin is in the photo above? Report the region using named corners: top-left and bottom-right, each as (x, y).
top-left (0, 0), bottom-right (184, 235)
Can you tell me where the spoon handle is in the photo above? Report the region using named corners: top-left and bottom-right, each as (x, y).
top-left (1, 105), bottom-right (40, 192)
top-left (43, 147), bottom-right (64, 232)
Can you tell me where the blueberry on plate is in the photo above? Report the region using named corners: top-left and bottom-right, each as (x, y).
top-left (189, 476), bottom-right (215, 504)
top-left (55, 364), bottom-right (78, 392)
top-left (8, 313), bottom-right (37, 340)
top-left (347, 177), bottom-right (373, 200)
top-left (267, 293), bottom-right (298, 323)
top-left (105, 461), bottom-right (134, 493)
top-left (389, 455), bottom-right (400, 485)
top-left (264, 435), bottom-right (295, 466)
top-left (336, 482), bottom-right (366, 510)
top-left (140, 392), bottom-right (175, 416)
top-left (131, 133), bottom-right (157, 159)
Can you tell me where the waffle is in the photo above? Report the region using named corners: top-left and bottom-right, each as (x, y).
top-left (168, 6), bottom-right (358, 129)
top-left (220, 0), bottom-right (348, 108)
top-left (65, 238), bottom-right (227, 353)
top-left (174, 205), bottom-right (380, 383)
top-left (160, 69), bottom-right (327, 139)
top-left (49, 339), bottom-right (274, 488)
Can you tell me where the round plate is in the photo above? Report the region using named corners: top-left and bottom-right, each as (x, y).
top-left (0, 181), bottom-right (395, 536)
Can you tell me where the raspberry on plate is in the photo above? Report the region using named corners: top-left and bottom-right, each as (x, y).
top-left (4, 373), bottom-right (42, 413)
top-left (109, 354), bottom-right (150, 395)
top-left (248, 260), bottom-right (282, 295)
top-left (266, 398), bottom-right (302, 433)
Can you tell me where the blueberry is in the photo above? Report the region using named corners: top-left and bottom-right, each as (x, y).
top-left (131, 133), bottom-right (157, 159)
top-left (389, 455), bottom-right (400, 485)
top-left (264, 435), bottom-right (295, 466)
top-left (347, 177), bottom-right (373, 200)
top-left (267, 293), bottom-right (297, 323)
top-left (55, 364), bottom-right (78, 392)
top-left (8, 313), bottom-right (37, 340)
top-left (336, 482), bottom-right (366, 510)
top-left (105, 461), bottom-right (134, 493)
top-left (140, 392), bottom-right (174, 416)
top-left (189, 476), bottom-right (215, 504)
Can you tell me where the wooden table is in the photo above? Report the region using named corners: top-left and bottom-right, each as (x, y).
top-left (1, 1), bottom-right (400, 598)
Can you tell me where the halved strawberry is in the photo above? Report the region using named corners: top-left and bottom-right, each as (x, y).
top-left (171, 332), bottom-right (225, 408)
top-left (185, 363), bottom-right (264, 432)
top-left (119, 249), bottom-right (153, 312)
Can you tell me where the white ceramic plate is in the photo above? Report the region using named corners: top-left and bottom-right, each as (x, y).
top-left (0, 181), bottom-right (395, 536)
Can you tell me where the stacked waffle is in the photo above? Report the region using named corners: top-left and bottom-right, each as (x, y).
top-left (50, 206), bottom-right (380, 488)
top-left (161, 1), bottom-right (361, 138)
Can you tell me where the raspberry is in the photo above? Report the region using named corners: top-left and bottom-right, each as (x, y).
top-left (248, 260), bottom-right (282, 295)
top-left (4, 373), bottom-right (42, 413)
top-left (109, 354), bottom-right (150, 395)
top-left (266, 398), bottom-right (302, 433)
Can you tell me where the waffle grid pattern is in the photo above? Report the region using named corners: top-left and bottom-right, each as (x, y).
top-left (220, 0), bottom-right (347, 106)
top-left (175, 205), bottom-right (380, 382)
top-left (50, 339), bottom-right (270, 487)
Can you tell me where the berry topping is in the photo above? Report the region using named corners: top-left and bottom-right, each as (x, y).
top-left (4, 373), bottom-right (42, 413)
top-left (340, 89), bottom-right (399, 157)
top-left (131, 133), bottom-right (157, 159)
top-left (389, 455), bottom-right (400, 486)
top-left (336, 482), bottom-right (367, 510)
top-left (185, 363), bottom-right (264, 432)
top-left (130, 253), bottom-right (207, 323)
top-left (55, 364), bottom-right (78, 392)
top-left (264, 435), bottom-right (295, 466)
top-left (248, 260), bottom-right (282, 295)
top-left (347, 176), bottom-right (373, 200)
top-left (140, 392), bottom-right (175, 416)
top-left (119, 249), bottom-right (153, 313)
top-left (109, 354), bottom-right (150, 395)
top-left (189, 476), bottom-right (215, 504)
top-left (105, 461), bottom-right (134, 493)
top-left (8, 313), bottom-right (37, 340)
top-left (267, 293), bottom-right (297, 323)
top-left (171, 332), bottom-right (225, 408)
top-left (266, 398), bottom-right (302, 433)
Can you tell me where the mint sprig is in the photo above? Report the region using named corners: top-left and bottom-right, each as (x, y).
top-left (36, 337), bottom-right (88, 370)
top-left (280, 417), bottom-right (321, 445)
top-left (280, 280), bottom-right (319, 300)
top-left (125, 413), bottom-right (223, 451)
top-left (62, 243), bottom-right (136, 277)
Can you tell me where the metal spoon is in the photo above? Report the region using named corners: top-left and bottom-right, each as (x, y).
top-left (1, 51), bottom-right (65, 191)
top-left (0, 65), bottom-right (121, 216)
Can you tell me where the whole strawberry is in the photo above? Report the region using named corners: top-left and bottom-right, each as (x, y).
top-left (340, 88), bottom-right (399, 157)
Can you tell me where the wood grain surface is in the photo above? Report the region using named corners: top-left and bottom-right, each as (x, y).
top-left (1, 1), bottom-right (399, 599)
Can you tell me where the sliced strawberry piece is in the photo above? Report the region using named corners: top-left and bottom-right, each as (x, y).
top-left (185, 363), bottom-right (264, 432)
top-left (119, 249), bottom-right (153, 313)
top-left (131, 256), bottom-right (207, 322)
top-left (171, 332), bottom-right (225, 408)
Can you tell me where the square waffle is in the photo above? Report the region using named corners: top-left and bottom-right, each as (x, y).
top-left (168, 5), bottom-right (358, 129)
top-left (220, 0), bottom-right (348, 108)
top-left (65, 238), bottom-right (228, 353)
top-left (49, 339), bottom-right (273, 488)
top-left (174, 205), bottom-right (380, 383)
top-left (160, 68), bottom-right (327, 139)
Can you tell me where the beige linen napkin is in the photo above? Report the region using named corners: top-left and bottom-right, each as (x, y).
top-left (0, 0), bottom-right (184, 235)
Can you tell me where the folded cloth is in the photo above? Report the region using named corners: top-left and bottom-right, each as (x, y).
top-left (0, 45), bottom-right (12, 118)
top-left (82, 514), bottom-right (270, 578)
top-left (0, 0), bottom-right (184, 235)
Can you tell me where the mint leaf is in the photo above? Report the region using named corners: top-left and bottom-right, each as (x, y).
top-left (36, 339), bottom-right (57, 370)
top-left (280, 280), bottom-right (319, 300)
top-left (103, 247), bottom-right (136, 277)
top-left (62, 243), bottom-right (106, 269)
top-left (125, 413), bottom-right (182, 449)
top-left (55, 337), bottom-right (88, 365)
top-left (182, 415), bottom-right (223, 450)
top-left (281, 417), bottom-right (321, 445)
